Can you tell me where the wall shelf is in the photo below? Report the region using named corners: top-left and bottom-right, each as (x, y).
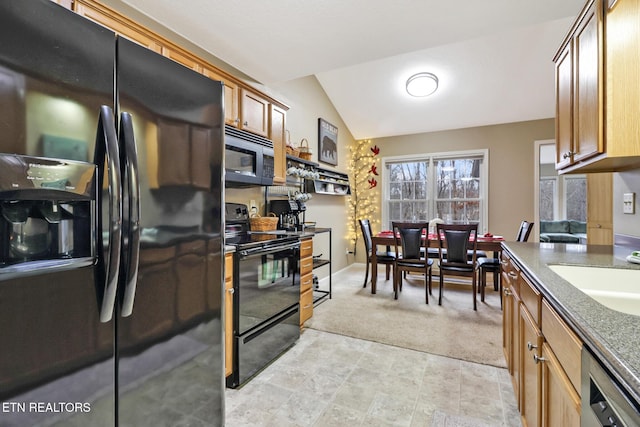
top-left (306, 167), bottom-right (351, 196)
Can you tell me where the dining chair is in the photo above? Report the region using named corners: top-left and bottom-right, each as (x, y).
top-left (477, 220), bottom-right (534, 308)
top-left (359, 219), bottom-right (395, 290)
top-left (436, 223), bottom-right (479, 310)
top-left (391, 222), bottom-right (433, 303)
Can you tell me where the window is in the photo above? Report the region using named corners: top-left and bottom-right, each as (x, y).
top-left (538, 175), bottom-right (585, 221)
top-left (382, 150), bottom-right (488, 232)
top-left (564, 176), bottom-right (586, 221)
top-left (539, 177), bottom-right (557, 221)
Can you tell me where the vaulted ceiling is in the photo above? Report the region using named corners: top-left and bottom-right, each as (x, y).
top-left (120, 0), bottom-right (585, 139)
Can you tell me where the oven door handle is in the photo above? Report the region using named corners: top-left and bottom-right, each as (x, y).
top-left (238, 242), bottom-right (300, 258)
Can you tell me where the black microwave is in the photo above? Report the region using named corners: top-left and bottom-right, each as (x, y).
top-left (224, 125), bottom-right (274, 187)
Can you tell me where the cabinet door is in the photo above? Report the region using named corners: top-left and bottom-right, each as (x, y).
top-left (270, 104), bottom-right (287, 184)
top-left (502, 282), bottom-right (514, 372)
top-left (202, 66), bottom-right (239, 127)
top-left (606, 0), bottom-right (640, 157)
top-left (51, 0), bottom-right (72, 9)
top-left (161, 45), bottom-right (202, 72)
top-left (573, 0), bottom-right (603, 164)
top-left (586, 173), bottom-right (613, 244)
top-left (74, 0), bottom-right (162, 53)
top-left (240, 88), bottom-right (269, 137)
top-left (511, 286), bottom-right (522, 408)
top-left (555, 41), bottom-right (574, 169)
top-left (520, 307), bottom-right (543, 427)
top-left (540, 343), bottom-right (581, 427)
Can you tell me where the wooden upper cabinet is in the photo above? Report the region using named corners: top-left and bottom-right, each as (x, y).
top-left (240, 88), bottom-right (269, 137)
top-left (604, 0), bottom-right (640, 164)
top-left (555, 0), bottom-right (640, 173)
top-left (73, 0), bottom-right (289, 143)
top-left (51, 0), bottom-right (72, 9)
top-left (573, 1), bottom-right (602, 164)
top-left (554, 0), bottom-right (603, 172)
top-left (161, 46), bottom-right (201, 72)
top-left (555, 41), bottom-right (574, 170)
top-left (270, 104), bottom-right (287, 184)
top-left (202, 66), bottom-right (240, 127)
top-left (73, 0), bottom-right (162, 53)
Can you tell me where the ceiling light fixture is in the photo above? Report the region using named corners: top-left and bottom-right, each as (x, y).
top-left (406, 72), bottom-right (438, 97)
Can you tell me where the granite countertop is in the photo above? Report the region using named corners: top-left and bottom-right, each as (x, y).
top-left (502, 242), bottom-right (640, 405)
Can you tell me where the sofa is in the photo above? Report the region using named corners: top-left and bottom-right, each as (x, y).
top-left (539, 220), bottom-right (587, 244)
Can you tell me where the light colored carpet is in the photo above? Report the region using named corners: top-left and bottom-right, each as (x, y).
top-left (306, 263), bottom-right (506, 368)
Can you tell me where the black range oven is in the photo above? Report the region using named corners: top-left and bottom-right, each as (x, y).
top-left (225, 203), bottom-right (300, 388)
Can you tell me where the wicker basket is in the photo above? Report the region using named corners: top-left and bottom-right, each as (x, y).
top-left (286, 145), bottom-right (300, 157)
top-left (285, 130), bottom-right (300, 157)
top-left (298, 138), bottom-right (312, 160)
top-left (249, 213), bottom-right (279, 231)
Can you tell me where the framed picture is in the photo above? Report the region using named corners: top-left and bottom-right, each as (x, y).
top-left (318, 118), bottom-right (338, 166)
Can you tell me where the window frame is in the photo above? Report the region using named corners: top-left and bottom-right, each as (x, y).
top-left (381, 149), bottom-right (489, 233)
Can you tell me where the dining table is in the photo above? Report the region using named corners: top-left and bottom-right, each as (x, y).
top-left (369, 232), bottom-right (505, 294)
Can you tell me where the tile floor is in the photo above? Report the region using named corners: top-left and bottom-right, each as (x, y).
top-left (225, 328), bottom-right (522, 426)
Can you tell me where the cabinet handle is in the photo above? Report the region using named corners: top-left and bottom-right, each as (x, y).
top-left (228, 288), bottom-right (235, 294)
top-left (562, 151), bottom-right (575, 160)
top-left (533, 354), bottom-right (546, 364)
top-left (527, 341), bottom-right (537, 351)
top-left (596, 224), bottom-right (602, 228)
top-left (508, 271), bottom-right (518, 279)
top-left (234, 118), bottom-right (240, 124)
top-left (304, 304), bottom-right (313, 309)
top-left (243, 121), bottom-right (248, 126)
top-left (504, 288), bottom-right (512, 296)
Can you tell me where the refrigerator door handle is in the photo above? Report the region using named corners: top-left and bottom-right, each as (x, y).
top-left (95, 105), bottom-right (122, 323)
top-left (119, 112), bottom-right (140, 317)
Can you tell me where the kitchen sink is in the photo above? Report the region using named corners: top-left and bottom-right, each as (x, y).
top-left (548, 265), bottom-right (640, 316)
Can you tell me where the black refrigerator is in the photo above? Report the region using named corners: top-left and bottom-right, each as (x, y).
top-left (0, 1), bottom-right (225, 426)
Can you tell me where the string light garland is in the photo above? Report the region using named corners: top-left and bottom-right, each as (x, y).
top-left (348, 139), bottom-right (381, 255)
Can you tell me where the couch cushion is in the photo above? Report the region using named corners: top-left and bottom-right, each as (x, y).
top-left (540, 233), bottom-right (580, 244)
top-left (540, 220), bottom-right (570, 233)
top-left (569, 220), bottom-right (587, 234)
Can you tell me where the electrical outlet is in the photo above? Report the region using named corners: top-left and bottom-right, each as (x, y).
top-left (623, 192), bottom-right (635, 214)
top-left (249, 199), bottom-right (257, 214)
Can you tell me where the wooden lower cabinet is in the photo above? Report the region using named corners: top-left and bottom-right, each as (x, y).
top-left (224, 253), bottom-right (233, 378)
top-left (299, 238), bottom-right (314, 326)
top-left (501, 252), bottom-right (521, 404)
top-left (520, 306), bottom-right (543, 427)
top-left (503, 250), bottom-right (582, 427)
top-left (540, 343), bottom-right (581, 427)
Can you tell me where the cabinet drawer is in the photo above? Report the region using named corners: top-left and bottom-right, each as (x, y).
top-left (541, 300), bottom-right (582, 395)
top-left (300, 272), bottom-right (313, 293)
top-left (225, 253), bottom-right (233, 282)
top-left (300, 256), bottom-right (314, 276)
top-left (300, 288), bottom-right (313, 325)
top-left (501, 252), bottom-right (520, 295)
top-left (300, 238), bottom-right (313, 258)
top-left (520, 274), bottom-right (541, 324)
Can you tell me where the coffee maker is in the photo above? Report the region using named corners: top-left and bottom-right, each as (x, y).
top-left (269, 199), bottom-right (306, 231)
